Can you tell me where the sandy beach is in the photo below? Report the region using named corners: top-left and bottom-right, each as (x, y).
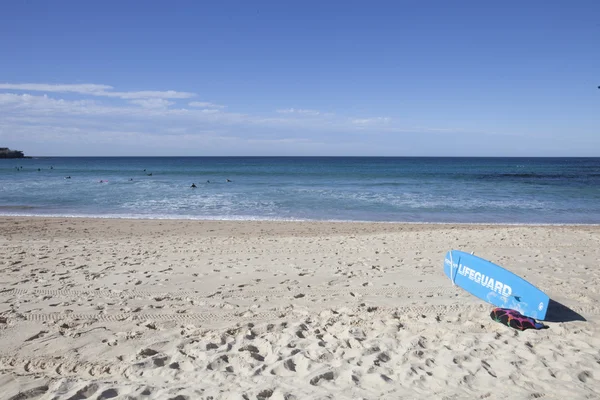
top-left (0, 217), bottom-right (599, 399)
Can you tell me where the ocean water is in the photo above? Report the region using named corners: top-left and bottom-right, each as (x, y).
top-left (1, 157), bottom-right (599, 224)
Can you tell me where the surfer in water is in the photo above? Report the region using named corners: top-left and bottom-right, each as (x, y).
top-left (191, 183), bottom-right (197, 188)
top-left (226, 179), bottom-right (232, 182)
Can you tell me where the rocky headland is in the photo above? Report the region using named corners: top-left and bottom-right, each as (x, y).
top-left (0, 147), bottom-right (26, 158)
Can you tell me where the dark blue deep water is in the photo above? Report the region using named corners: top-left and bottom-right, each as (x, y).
top-left (1, 157), bottom-right (599, 223)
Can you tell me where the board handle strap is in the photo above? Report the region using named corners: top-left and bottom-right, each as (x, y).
top-left (450, 251), bottom-right (457, 286)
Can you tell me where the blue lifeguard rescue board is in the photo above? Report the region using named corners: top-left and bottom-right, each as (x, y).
top-left (444, 250), bottom-right (549, 320)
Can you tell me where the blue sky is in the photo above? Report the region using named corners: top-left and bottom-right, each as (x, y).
top-left (0, 1), bottom-right (598, 156)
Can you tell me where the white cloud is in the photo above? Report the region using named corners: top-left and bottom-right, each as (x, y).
top-left (2, 82), bottom-right (591, 156)
top-left (0, 83), bottom-right (195, 99)
top-left (0, 93), bottom-right (141, 118)
top-left (247, 137), bottom-right (316, 145)
top-left (276, 108), bottom-right (321, 116)
top-left (0, 83), bottom-right (112, 94)
top-left (0, 93), bottom-right (98, 113)
top-left (129, 98), bottom-right (174, 109)
top-left (1, 82), bottom-right (471, 156)
top-left (104, 90), bottom-right (194, 99)
top-left (351, 117), bottom-right (391, 125)
top-left (0, 92), bottom-right (249, 125)
top-left (188, 101), bottom-right (226, 109)
top-left (0, 91), bottom-right (396, 136)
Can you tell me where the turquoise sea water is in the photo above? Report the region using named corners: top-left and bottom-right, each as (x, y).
top-left (1, 157), bottom-right (599, 224)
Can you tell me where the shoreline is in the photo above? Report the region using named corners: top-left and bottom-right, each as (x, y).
top-left (2, 214), bottom-right (600, 227)
top-left (1, 216), bottom-right (599, 399)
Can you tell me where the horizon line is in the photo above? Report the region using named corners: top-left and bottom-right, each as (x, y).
top-left (13, 155), bottom-right (600, 159)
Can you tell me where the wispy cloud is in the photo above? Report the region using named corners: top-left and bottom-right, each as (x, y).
top-left (1, 81), bottom-right (476, 155)
top-left (0, 93), bottom-right (98, 113)
top-left (0, 92), bottom-right (259, 134)
top-left (351, 117), bottom-right (391, 125)
top-left (0, 89), bottom-right (397, 136)
top-left (0, 83), bottom-right (111, 94)
top-left (276, 108), bottom-right (321, 116)
top-left (0, 83), bottom-right (195, 99)
top-left (129, 98), bottom-right (174, 109)
top-left (188, 101), bottom-right (226, 109)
